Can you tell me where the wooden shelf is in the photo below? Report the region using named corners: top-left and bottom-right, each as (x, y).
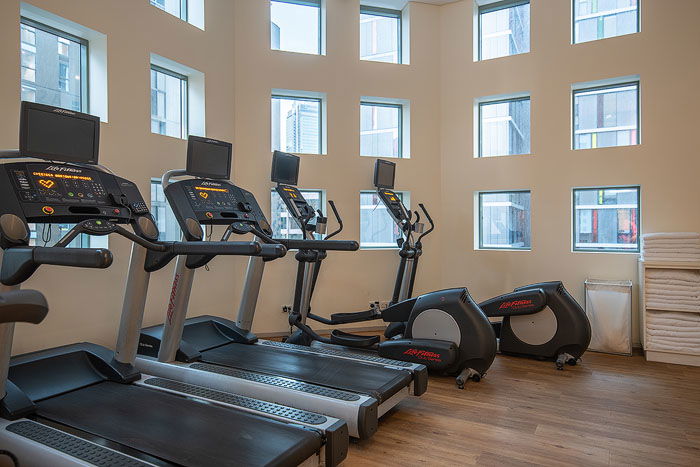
top-left (645, 349), bottom-right (700, 366)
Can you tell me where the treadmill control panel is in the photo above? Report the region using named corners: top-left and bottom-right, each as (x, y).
top-left (377, 189), bottom-right (410, 226)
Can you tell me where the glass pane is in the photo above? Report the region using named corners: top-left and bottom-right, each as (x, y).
top-left (479, 191), bottom-right (531, 249)
top-left (29, 223), bottom-right (106, 249)
top-left (150, 180), bottom-right (183, 241)
top-left (270, 189), bottom-right (324, 240)
top-left (360, 191), bottom-right (405, 248)
top-left (480, 98), bottom-right (530, 157)
top-left (20, 23), bottom-right (84, 112)
top-left (150, 0), bottom-right (185, 20)
top-left (151, 68), bottom-right (186, 138)
top-left (360, 103), bottom-right (401, 158)
top-left (480, 2), bottom-right (530, 60)
top-left (271, 1), bottom-right (320, 55)
top-left (574, 83), bottom-right (638, 149)
top-left (574, 187), bottom-right (639, 251)
top-left (271, 96), bottom-right (321, 154)
top-left (360, 11), bottom-right (399, 63)
top-left (574, 0), bottom-right (638, 44)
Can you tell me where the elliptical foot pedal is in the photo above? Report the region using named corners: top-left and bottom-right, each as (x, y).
top-left (330, 330), bottom-right (380, 348)
top-left (330, 309), bottom-right (381, 324)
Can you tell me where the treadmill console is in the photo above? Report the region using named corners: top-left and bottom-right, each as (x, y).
top-left (377, 188), bottom-right (410, 226)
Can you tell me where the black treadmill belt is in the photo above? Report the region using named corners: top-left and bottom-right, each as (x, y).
top-left (201, 343), bottom-right (412, 402)
top-left (37, 382), bottom-right (321, 467)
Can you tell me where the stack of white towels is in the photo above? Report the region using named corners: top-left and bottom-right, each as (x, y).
top-left (646, 311), bottom-right (700, 354)
top-left (641, 232), bottom-right (700, 262)
top-left (645, 269), bottom-right (700, 313)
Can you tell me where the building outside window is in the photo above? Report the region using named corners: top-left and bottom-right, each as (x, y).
top-left (479, 191), bottom-right (531, 250)
top-left (270, 189), bottom-right (325, 240)
top-left (479, 0), bottom-right (530, 60)
top-left (360, 101), bottom-right (402, 158)
top-left (573, 0), bottom-right (639, 44)
top-left (150, 0), bottom-right (188, 21)
top-left (573, 81), bottom-right (639, 150)
top-left (573, 186), bottom-right (640, 252)
top-left (151, 180), bottom-right (183, 242)
top-left (479, 96), bottom-right (530, 157)
top-left (272, 95), bottom-right (322, 154)
top-left (151, 65), bottom-right (188, 139)
top-left (270, 0), bottom-right (321, 55)
top-left (360, 191), bottom-right (408, 248)
top-left (360, 6), bottom-right (401, 63)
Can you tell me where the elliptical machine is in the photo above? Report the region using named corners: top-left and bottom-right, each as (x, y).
top-left (279, 153), bottom-right (497, 388)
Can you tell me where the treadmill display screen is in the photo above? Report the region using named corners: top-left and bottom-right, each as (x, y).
top-left (373, 159), bottom-right (395, 189)
top-left (186, 136), bottom-right (232, 180)
top-left (271, 151), bottom-right (300, 186)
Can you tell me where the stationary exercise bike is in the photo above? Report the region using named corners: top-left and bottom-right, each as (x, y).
top-left (279, 154), bottom-right (497, 388)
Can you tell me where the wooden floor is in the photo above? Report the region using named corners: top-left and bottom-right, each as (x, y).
top-left (344, 352), bottom-right (700, 466)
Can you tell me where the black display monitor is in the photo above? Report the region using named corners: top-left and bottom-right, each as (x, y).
top-left (271, 150), bottom-right (300, 186)
top-left (186, 136), bottom-right (232, 180)
top-left (373, 159), bottom-right (396, 189)
top-left (19, 101), bottom-right (100, 164)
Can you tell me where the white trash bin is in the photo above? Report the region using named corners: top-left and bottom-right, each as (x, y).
top-left (584, 279), bottom-right (633, 356)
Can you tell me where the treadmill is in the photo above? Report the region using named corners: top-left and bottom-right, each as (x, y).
top-left (0, 102), bottom-right (347, 467)
top-left (138, 140), bottom-right (426, 440)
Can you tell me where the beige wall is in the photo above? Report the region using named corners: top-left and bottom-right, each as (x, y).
top-left (0, 0), bottom-right (443, 355)
top-left (440, 0), bottom-right (700, 344)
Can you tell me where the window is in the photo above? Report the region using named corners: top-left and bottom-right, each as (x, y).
top-left (573, 186), bottom-right (639, 252)
top-left (270, 189), bottom-right (325, 240)
top-left (360, 191), bottom-right (408, 249)
top-left (573, 81), bottom-right (639, 150)
top-left (151, 65), bottom-right (188, 139)
top-left (150, 0), bottom-right (188, 21)
top-left (271, 94), bottom-right (322, 154)
top-left (28, 224), bottom-right (108, 249)
top-left (573, 0), bottom-right (639, 44)
top-left (360, 101), bottom-right (403, 158)
top-left (151, 180), bottom-right (182, 241)
top-left (478, 191), bottom-right (531, 250)
top-left (478, 96), bottom-right (530, 157)
top-left (20, 18), bottom-right (88, 112)
top-left (360, 6), bottom-right (401, 64)
top-left (271, 0), bottom-right (322, 55)
top-left (478, 1), bottom-right (530, 60)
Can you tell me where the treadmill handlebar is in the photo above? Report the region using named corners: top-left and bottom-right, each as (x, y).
top-left (274, 239), bottom-right (359, 252)
top-left (33, 247), bottom-right (114, 269)
top-left (0, 289), bottom-right (48, 325)
top-left (170, 241), bottom-right (262, 257)
top-left (259, 243), bottom-right (287, 259)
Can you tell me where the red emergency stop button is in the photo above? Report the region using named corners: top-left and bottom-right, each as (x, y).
top-left (113, 209), bottom-right (121, 215)
top-left (42, 206), bottom-right (54, 215)
top-left (205, 212), bottom-right (214, 219)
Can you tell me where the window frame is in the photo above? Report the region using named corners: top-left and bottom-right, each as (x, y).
top-left (150, 0), bottom-right (189, 22)
top-left (359, 190), bottom-right (408, 250)
top-left (20, 16), bottom-right (89, 113)
top-left (571, 0), bottom-right (640, 44)
top-left (359, 5), bottom-right (402, 64)
top-left (572, 185), bottom-right (641, 253)
top-left (478, 0), bottom-right (530, 61)
top-left (478, 189), bottom-right (531, 251)
top-left (271, 93), bottom-right (324, 155)
top-left (572, 80), bottom-right (640, 150)
top-left (150, 64), bottom-right (189, 139)
top-left (478, 95), bottom-right (530, 158)
top-left (360, 100), bottom-right (404, 158)
top-left (270, 0), bottom-right (323, 55)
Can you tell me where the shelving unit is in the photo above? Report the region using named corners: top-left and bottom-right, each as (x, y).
top-left (639, 260), bottom-right (700, 366)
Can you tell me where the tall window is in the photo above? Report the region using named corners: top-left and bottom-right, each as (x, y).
top-left (150, 0), bottom-right (188, 21)
top-left (573, 186), bottom-right (640, 252)
top-left (479, 191), bottom-right (531, 250)
top-left (270, 0), bottom-right (321, 55)
top-left (479, 1), bottom-right (530, 60)
top-left (271, 94), bottom-right (322, 154)
top-left (270, 189), bottom-right (325, 240)
top-left (360, 6), bottom-right (401, 64)
top-left (573, 0), bottom-right (639, 44)
top-left (151, 180), bottom-right (182, 241)
top-left (20, 18), bottom-right (88, 112)
top-left (360, 101), bottom-right (402, 158)
top-left (360, 191), bottom-right (408, 249)
top-left (573, 81), bottom-right (639, 150)
top-left (479, 96), bottom-right (530, 157)
top-left (151, 65), bottom-right (188, 139)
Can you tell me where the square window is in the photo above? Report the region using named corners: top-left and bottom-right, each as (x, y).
top-left (151, 179), bottom-right (183, 241)
top-left (270, 189), bottom-right (325, 240)
top-left (360, 6), bottom-right (401, 64)
top-left (573, 0), bottom-right (639, 44)
top-left (360, 102), bottom-right (402, 158)
top-left (271, 94), bottom-right (322, 154)
top-left (150, 0), bottom-right (188, 21)
top-left (360, 191), bottom-right (408, 248)
top-left (20, 20), bottom-right (88, 113)
top-left (573, 186), bottom-right (640, 252)
top-left (271, 0), bottom-right (321, 55)
top-left (573, 82), bottom-right (639, 150)
top-left (479, 1), bottom-right (530, 60)
top-left (478, 191), bottom-right (531, 250)
top-left (479, 96), bottom-right (530, 157)
top-left (151, 65), bottom-right (188, 139)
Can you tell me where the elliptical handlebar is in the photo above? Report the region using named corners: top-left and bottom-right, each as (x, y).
top-left (415, 203), bottom-right (434, 245)
top-left (325, 200), bottom-right (343, 240)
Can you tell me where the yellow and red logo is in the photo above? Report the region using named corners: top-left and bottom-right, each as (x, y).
top-left (42, 206), bottom-right (55, 215)
top-left (199, 192), bottom-right (209, 199)
top-left (38, 179), bottom-right (55, 189)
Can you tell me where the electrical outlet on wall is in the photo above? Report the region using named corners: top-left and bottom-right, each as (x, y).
top-left (369, 301), bottom-right (390, 312)
top-left (282, 305), bottom-right (292, 313)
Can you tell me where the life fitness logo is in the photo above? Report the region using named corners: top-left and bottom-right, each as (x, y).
top-left (200, 181), bottom-right (222, 187)
top-left (403, 348), bottom-right (443, 363)
top-left (45, 165), bottom-right (82, 173)
top-left (166, 273), bottom-right (181, 324)
top-left (499, 299), bottom-right (534, 310)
